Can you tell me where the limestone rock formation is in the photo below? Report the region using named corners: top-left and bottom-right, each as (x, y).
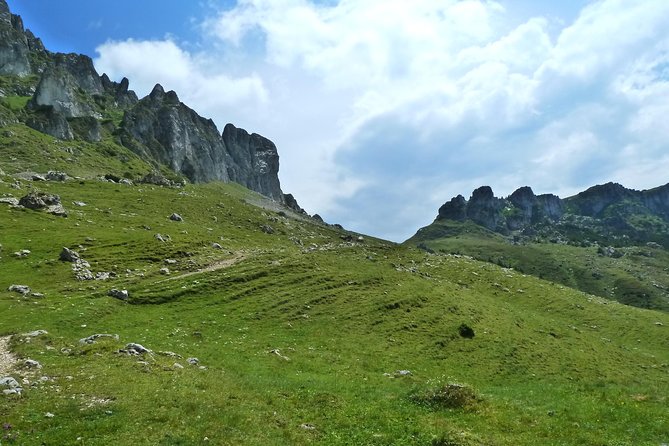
top-left (0, 0), bottom-right (294, 206)
top-left (0, 1), bottom-right (31, 76)
top-left (120, 84), bottom-right (231, 182)
top-left (120, 84), bottom-right (286, 202)
top-left (222, 123), bottom-right (283, 202)
top-left (429, 182), bottom-right (669, 246)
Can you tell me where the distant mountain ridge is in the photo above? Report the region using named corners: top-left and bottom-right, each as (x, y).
top-left (408, 181), bottom-right (669, 311)
top-left (428, 182), bottom-right (669, 247)
top-left (0, 0), bottom-right (295, 207)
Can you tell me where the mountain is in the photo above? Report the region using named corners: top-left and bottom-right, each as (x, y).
top-left (2, 2), bottom-right (669, 445)
top-left (408, 183), bottom-right (669, 311)
top-left (0, 0), bottom-right (294, 207)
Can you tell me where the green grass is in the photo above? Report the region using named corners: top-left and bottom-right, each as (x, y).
top-left (408, 219), bottom-right (669, 312)
top-left (0, 124), bottom-right (156, 179)
top-left (0, 96), bottom-right (30, 112)
top-left (1, 176), bottom-right (668, 445)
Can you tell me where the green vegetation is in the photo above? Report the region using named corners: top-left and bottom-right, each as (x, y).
top-left (408, 219), bottom-right (669, 312)
top-left (0, 170), bottom-right (668, 445)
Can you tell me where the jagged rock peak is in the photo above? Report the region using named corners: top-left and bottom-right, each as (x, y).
top-left (470, 185), bottom-right (494, 201)
top-left (150, 83), bottom-right (166, 98)
top-left (437, 194), bottom-right (467, 221)
top-left (0, 0), bottom-right (11, 25)
top-left (436, 185), bottom-right (564, 232)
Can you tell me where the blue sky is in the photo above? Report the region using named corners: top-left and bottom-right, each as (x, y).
top-left (8, 0), bottom-right (669, 241)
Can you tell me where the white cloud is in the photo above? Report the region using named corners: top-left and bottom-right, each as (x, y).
top-left (93, 0), bottom-right (669, 241)
top-left (94, 39), bottom-right (268, 120)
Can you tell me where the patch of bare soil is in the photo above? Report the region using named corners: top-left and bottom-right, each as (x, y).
top-left (0, 336), bottom-right (17, 376)
top-left (165, 253), bottom-right (246, 281)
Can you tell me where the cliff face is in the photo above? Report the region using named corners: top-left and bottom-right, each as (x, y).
top-left (119, 84), bottom-right (284, 202)
top-left (222, 123), bottom-right (283, 202)
top-left (429, 182), bottom-right (669, 246)
top-left (0, 1), bottom-right (31, 76)
top-left (121, 85), bottom-right (231, 183)
top-left (437, 185), bottom-right (563, 232)
top-left (0, 0), bottom-right (290, 205)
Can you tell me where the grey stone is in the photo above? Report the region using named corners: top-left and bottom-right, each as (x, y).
top-left (8, 284), bottom-right (30, 295)
top-left (169, 213), bottom-right (183, 222)
top-left (124, 343), bottom-right (150, 355)
top-left (79, 334), bottom-right (119, 345)
top-left (187, 357), bottom-right (199, 365)
top-left (59, 247), bottom-right (80, 262)
top-left (45, 171), bottom-right (67, 181)
top-left (24, 359), bottom-right (41, 369)
top-left (22, 330), bottom-right (47, 337)
top-left (0, 197), bottom-right (19, 206)
top-left (108, 289), bottom-right (129, 301)
top-left (0, 377), bottom-right (22, 395)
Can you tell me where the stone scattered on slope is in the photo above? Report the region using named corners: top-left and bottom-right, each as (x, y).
top-left (169, 213), bottom-right (183, 222)
top-left (24, 359), bottom-right (41, 369)
top-left (79, 334), bottom-right (120, 345)
top-left (45, 171), bottom-right (67, 181)
top-left (59, 247), bottom-right (80, 262)
top-left (8, 285), bottom-right (30, 295)
top-left (13, 249), bottom-right (29, 257)
top-left (0, 377), bottom-right (22, 396)
top-left (155, 233), bottom-right (170, 243)
top-left (21, 330), bottom-right (47, 338)
top-left (121, 343), bottom-right (151, 355)
top-left (108, 289), bottom-right (129, 301)
top-left (187, 358), bottom-right (199, 366)
top-left (0, 197), bottom-right (19, 206)
top-left (18, 191), bottom-right (67, 216)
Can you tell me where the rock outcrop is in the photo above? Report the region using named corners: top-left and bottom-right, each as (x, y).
top-left (0, 1), bottom-right (31, 76)
top-left (120, 84), bottom-right (286, 202)
top-left (28, 53), bottom-right (138, 119)
top-left (429, 181), bottom-right (669, 246)
top-left (222, 124), bottom-right (283, 202)
top-left (0, 0), bottom-right (293, 206)
top-left (436, 186), bottom-right (563, 232)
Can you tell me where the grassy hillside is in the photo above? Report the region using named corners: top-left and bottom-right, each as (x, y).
top-left (408, 219), bottom-right (669, 312)
top-left (1, 167), bottom-right (668, 445)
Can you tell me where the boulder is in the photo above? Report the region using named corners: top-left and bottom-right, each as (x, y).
top-left (59, 247), bottom-right (80, 262)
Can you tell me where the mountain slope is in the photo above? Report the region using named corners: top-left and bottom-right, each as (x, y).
top-left (407, 184), bottom-right (669, 311)
top-left (1, 173), bottom-right (668, 445)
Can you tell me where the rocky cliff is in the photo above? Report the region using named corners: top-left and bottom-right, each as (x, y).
top-left (0, 0), bottom-right (291, 205)
top-left (437, 185), bottom-right (563, 232)
top-left (429, 182), bottom-right (669, 246)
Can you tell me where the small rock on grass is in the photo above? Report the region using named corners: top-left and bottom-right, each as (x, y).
top-left (79, 334), bottom-right (119, 345)
top-left (8, 285), bottom-right (30, 295)
top-left (108, 289), bottom-right (129, 301)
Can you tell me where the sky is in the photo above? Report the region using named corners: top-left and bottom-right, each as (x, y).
top-left (8, 0), bottom-right (669, 241)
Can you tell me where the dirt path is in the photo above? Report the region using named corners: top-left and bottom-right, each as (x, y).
top-left (0, 336), bottom-right (17, 376)
top-left (160, 253), bottom-right (246, 282)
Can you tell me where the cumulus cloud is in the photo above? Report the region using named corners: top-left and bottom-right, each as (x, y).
top-left (94, 0), bottom-right (669, 241)
top-left (94, 38), bottom-right (268, 125)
